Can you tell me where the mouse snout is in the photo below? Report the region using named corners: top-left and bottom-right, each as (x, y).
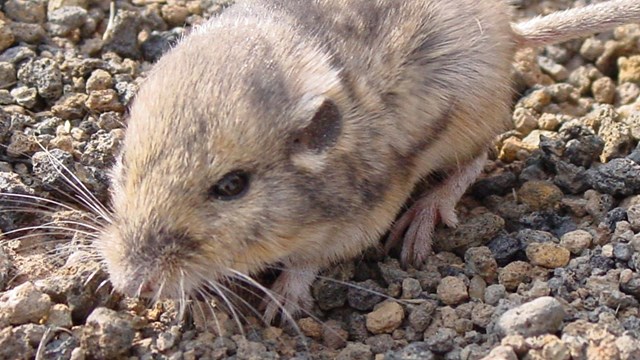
top-left (100, 223), bottom-right (202, 299)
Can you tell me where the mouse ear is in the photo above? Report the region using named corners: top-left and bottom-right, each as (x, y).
top-left (291, 99), bottom-right (342, 154)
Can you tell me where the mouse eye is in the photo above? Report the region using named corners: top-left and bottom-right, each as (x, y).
top-left (209, 170), bottom-right (250, 200)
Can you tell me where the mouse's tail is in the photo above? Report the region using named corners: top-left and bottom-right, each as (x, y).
top-left (512, 0), bottom-right (640, 48)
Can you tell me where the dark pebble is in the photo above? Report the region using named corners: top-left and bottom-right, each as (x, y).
top-left (613, 243), bottom-right (633, 262)
top-left (587, 158), bottom-right (640, 197)
top-left (519, 163), bottom-right (547, 182)
top-left (540, 135), bottom-right (565, 158)
top-left (103, 10), bottom-right (142, 59)
top-left (378, 260), bottom-right (409, 285)
top-left (563, 136), bottom-right (604, 168)
top-left (425, 328), bottom-right (456, 353)
top-left (365, 334), bottom-right (395, 354)
top-left (517, 211), bottom-right (577, 237)
top-left (620, 273), bottom-right (640, 298)
top-left (17, 58), bottom-right (63, 101)
top-left (384, 342), bottom-right (435, 360)
top-left (141, 29), bottom-right (184, 63)
top-left (487, 233), bottom-right (525, 266)
top-left (408, 302), bottom-right (436, 333)
top-left (629, 253), bottom-right (640, 272)
top-left (438, 265), bottom-right (466, 278)
top-left (627, 143), bottom-right (640, 165)
top-left (622, 316), bottom-right (640, 338)
top-left (470, 172), bottom-right (517, 198)
top-left (603, 207), bottom-right (628, 231)
top-left (31, 149), bottom-right (75, 189)
top-left (553, 160), bottom-right (589, 194)
top-left (312, 278), bottom-right (348, 311)
top-left (347, 313), bottom-right (369, 343)
top-left (515, 229), bottom-right (556, 246)
top-left (347, 279), bottom-right (385, 311)
top-left (589, 255), bottom-right (615, 271)
top-left (0, 46), bottom-right (36, 64)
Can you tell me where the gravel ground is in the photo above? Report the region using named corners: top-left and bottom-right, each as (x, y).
top-left (1, 0), bottom-right (640, 359)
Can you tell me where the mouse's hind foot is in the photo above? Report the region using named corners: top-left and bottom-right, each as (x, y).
top-left (386, 152), bottom-right (488, 267)
top-left (261, 264), bottom-right (319, 325)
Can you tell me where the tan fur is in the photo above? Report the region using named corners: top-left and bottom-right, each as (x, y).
top-left (99, 0), bottom-right (640, 314)
top-left (513, 0), bottom-right (640, 47)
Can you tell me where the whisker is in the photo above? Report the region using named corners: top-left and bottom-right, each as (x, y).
top-left (207, 281), bottom-right (246, 337)
top-left (0, 192), bottom-right (78, 212)
top-left (96, 279), bottom-right (111, 293)
top-left (35, 145), bottom-right (112, 223)
top-left (152, 279), bottom-right (167, 304)
top-left (34, 326), bottom-right (53, 360)
top-left (224, 273), bottom-right (314, 353)
top-left (228, 270), bottom-right (297, 325)
top-left (192, 295), bottom-right (223, 336)
top-left (263, 263), bottom-right (414, 306)
top-left (84, 268), bottom-right (102, 287)
top-left (2, 224), bottom-right (97, 239)
top-left (178, 269), bottom-right (187, 321)
top-left (212, 281), bottom-right (267, 325)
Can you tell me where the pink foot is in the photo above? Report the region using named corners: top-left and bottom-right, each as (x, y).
top-left (262, 265), bottom-right (319, 325)
top-left (386, 153), bottom-right (488, 266)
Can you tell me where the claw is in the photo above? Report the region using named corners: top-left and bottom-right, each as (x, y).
top-left (386, 153), bottom-right (488, 267)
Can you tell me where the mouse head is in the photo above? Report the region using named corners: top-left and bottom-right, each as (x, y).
top-left (98, 20), bottom-right (389, 299)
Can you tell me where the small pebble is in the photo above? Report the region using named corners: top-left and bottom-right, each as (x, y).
top-left (0, 62), bottom-right (17, 89)
top-left (365, 334), bottom-right (395, 354)
top-left (471, 303), bottom-right (494, 328)
top-left (517, 180), bottom-right (564, 211)
top-left (538, 113), bottom-right (562, 131)
top-left (618, 55), bottom-right (640, 84)
top-left (480, 345), bottom-right (518, 360)
top-left (484, 284), bottom-right (506, 306)
top-left (156, 327), bottom-right (180, 352)
top-left (526, 242), bottom-right (571, 268)
top-left (496, 296), bottom-right (565, 337)
top-left (385, 342), bottom-right (434, 360)
top-left (0, 282), bottom-right (52, 325)
top-left (298, 317), bottom-right (323, 339)
top-left (86, 69), bottom-right (114, 92)
top-left (435, 213), bottom-right (504, 253)
top-left (401, 278), bottom-right (422, 299)
top-left (365, 301), bottom-right (405, 335)
top-left (627, 204), bottom-right (640, 231)
top-left (498, 261), bottom-right (532, 291)
top-left (5, 0), bottom-right (47, 23)
top-left (512, 107), bottom-right (538, 134)
top-left (613, 243), bottom-right (633, 262)
top-left (322, 320), bottom-right (348, 350)
top-left (336, 342), bottom-right (373, 360)
top-left (487, 234), bottom-right (524, 266)
top-left (588, 158), bottom-right (640, 197)
top-left (468, 275), bottom-right (486, 301)
top-left (85, 89), bottom-right (124, 113)
top-left (464, 246), bottom-right (498, 282)
top-left (501, 334), bottom-right (528, 355)
top-left (45, 304), bottom-right (72, 328)
top-left (347, 279), bottom-right (385, 311)
top-left (436, 276), bottom-right (469, 305)
top-left (592, 77), bottom-right (616, 104)
top-left (559, 230), bottom-right (593, 254)
top-left (425, 328), bottom-right (456, 354)
top-left (408, 302), bottom-right (435, 333)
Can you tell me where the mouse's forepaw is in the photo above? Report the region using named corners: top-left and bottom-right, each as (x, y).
top-left (261, 267), bottom-right (317, 325)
